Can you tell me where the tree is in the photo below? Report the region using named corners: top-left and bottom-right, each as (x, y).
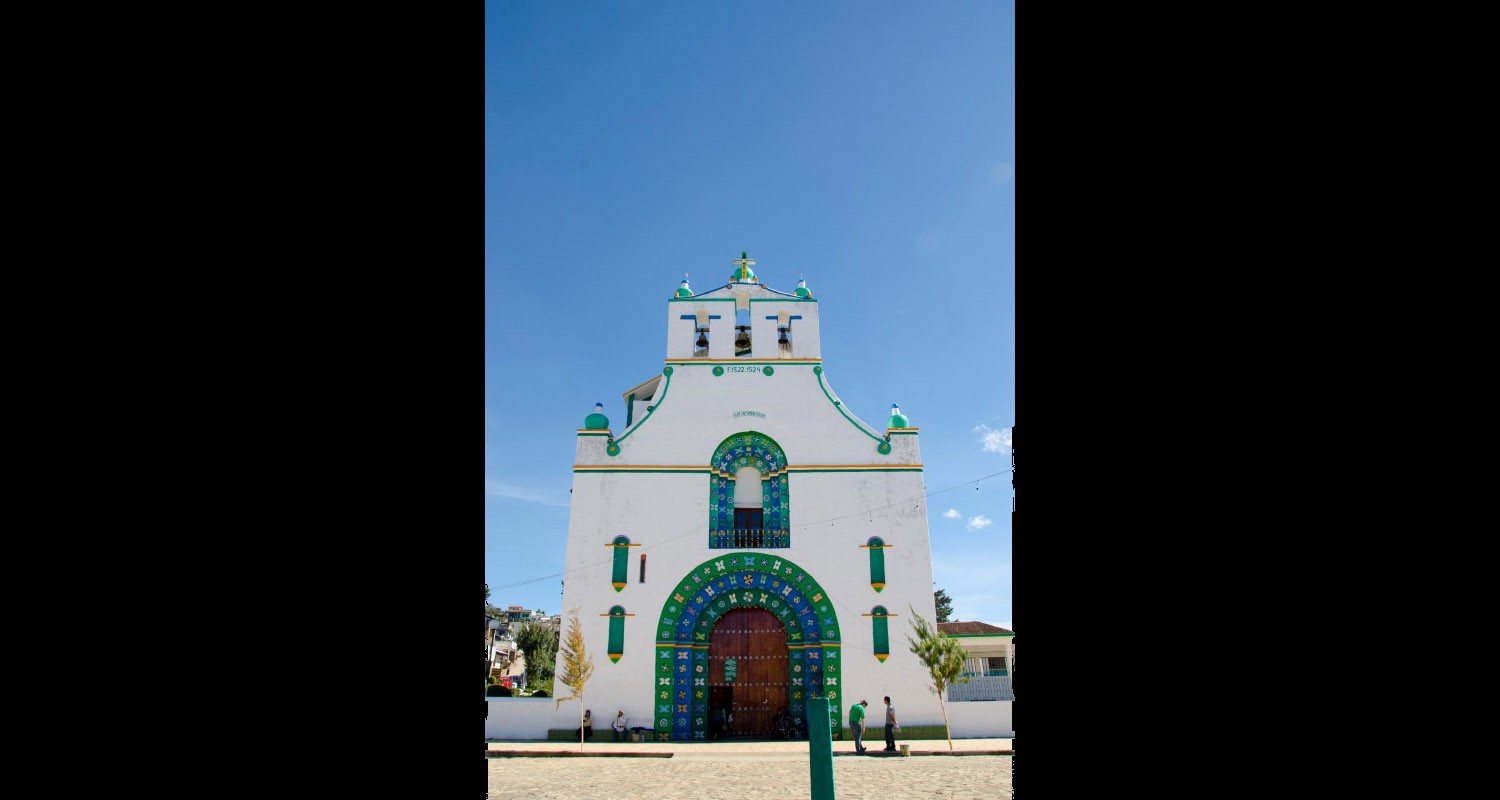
top-left (555, 608), bottom-right (596, 751)
top-left (933, 589), bottom-right (954, 623)
top-left (906, 606), bottom-right (971, 750)
top-left (514, 620), bottom-right (558, 691)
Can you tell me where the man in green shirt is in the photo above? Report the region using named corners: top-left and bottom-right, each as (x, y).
top-left (849, 699), bottom-right (869, 753)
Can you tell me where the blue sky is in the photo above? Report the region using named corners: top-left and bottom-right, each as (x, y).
top-left (485, 1), bottom-right (1014, 629)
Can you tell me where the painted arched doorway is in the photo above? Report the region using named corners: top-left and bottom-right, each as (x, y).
top-left (653, 553), bottom-right (843, 741)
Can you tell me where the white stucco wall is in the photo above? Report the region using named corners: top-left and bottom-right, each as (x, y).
top-left (550, 275), bottom-right (975, 740)
top-left (485, 698), bottom-right (582, 740)
top-left (942, 700), bottom-right (1014, 738)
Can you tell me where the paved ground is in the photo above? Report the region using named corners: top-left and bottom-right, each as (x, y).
top-left (486, 738), bottom-right (1013, 800)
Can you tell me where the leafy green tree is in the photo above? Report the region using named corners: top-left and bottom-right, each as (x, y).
top-left (555, 609), bottom-right (597, 750)
top-left (514, 620), bottom-right (558, 690)
top-left (933, 589), bottom-right (954, 623)
top-left (906, 607), bottom-right (971, 750)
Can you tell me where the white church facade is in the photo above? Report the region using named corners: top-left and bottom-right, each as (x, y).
top-left (486, 255), bottom-right (1011, 741)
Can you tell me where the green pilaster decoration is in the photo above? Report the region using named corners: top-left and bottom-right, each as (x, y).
top-left (807, 697), bottom-right (835, 799)
top-left (864, 605), bottom-right (897, 662)
top-left (605, 535), bottom-right (638, 591)
top-left (860, 536), bottom-right (890, 592)
top-left (600, 605), bottom-right (633, 663)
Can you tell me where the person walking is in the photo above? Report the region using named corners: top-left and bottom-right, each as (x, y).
top-left (849, 700), bottom-right (869, 753)
top-left (612, 710), bottom-right (628, 741)
top-left (882, 696), bottom-right (900, 752)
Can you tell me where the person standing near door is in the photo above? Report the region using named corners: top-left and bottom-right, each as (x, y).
top-left (882, 696), bottom-right (900, 752)
top-left (849, 700), bottom-right (869, 753)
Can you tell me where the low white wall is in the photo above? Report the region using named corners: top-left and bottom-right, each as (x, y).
top-left (485, 698), bottom-right (585, 740)
top-left (941, 700), bottom-right (1013, 738)
top-left (487, 697), bottom-right (1011, 741)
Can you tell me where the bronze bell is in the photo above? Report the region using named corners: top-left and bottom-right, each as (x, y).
top-left (696, 331), bottom-right (708, 349)
top-left (735, 329), bottom-right (750, 349)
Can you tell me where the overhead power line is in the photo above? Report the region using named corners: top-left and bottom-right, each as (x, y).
top-left (486, 466), bottom-right (1014, 593)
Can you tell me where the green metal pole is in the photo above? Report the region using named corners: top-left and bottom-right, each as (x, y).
top-left (807, 697), bottom-right (836, 800)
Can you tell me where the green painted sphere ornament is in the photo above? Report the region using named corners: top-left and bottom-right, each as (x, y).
top-left (887, 403), bottom-right (910, 429)
top-left (584, 402), bottom-right (609, 430)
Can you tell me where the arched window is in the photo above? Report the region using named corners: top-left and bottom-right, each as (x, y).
top-left (708, 432), bottom-right (790, 549)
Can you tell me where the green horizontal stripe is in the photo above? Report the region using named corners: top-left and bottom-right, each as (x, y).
top-left (573, 469), bottom-right (707, 474)
top-left (794, 468), bottom-right (923, 473)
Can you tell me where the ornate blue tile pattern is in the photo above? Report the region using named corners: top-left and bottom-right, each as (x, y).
top-left (653, 554), bottom-right (841, 741)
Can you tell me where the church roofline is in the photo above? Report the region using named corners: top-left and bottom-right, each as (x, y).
top-left (667, 294), bottom-right (817, 302)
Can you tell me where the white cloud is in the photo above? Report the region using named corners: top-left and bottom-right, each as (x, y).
top-left (485, 480), bottom-right (569, 507)
top-left (967, 515), bottom-right (993, 531)
top-left (942, 508), bottom-right (961, 519)
top-left (973, 424), bottom-right (1012, 454)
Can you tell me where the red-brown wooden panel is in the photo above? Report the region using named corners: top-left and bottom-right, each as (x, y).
top-left (707, 608), bottom-right (789, 737)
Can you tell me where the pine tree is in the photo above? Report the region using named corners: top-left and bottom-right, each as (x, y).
top-left (933, 589), bottom-right (954, 623)
top-left (906, 606), bottom-right (970, 750)
top-left (555, 608), bottom-right (596, 751)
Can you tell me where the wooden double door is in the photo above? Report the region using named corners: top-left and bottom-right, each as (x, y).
top-left (706, 607), bottom-right (789, 738)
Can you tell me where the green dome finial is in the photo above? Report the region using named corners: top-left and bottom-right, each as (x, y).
top-left (676, 272), bottom-right (693, 297)
top-left (795, 272), bottom-right (811, 297)
top-left (730, 252), bottom-right (757, 283)
top-left (584, 402), bottom-right (610, 430)
top-left (888, 403), bottom-right (910, 429)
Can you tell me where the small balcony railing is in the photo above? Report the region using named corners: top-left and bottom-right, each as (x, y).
top-left (946, 675), bottom-right (1014, 702)
top-left (710, 528), bottom-right (790, 549)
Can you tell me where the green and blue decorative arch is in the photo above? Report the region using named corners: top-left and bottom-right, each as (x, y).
top-left (653, 553), bottom-right (842, 741)
top-left (709, 431), bottom-right (790, 548)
